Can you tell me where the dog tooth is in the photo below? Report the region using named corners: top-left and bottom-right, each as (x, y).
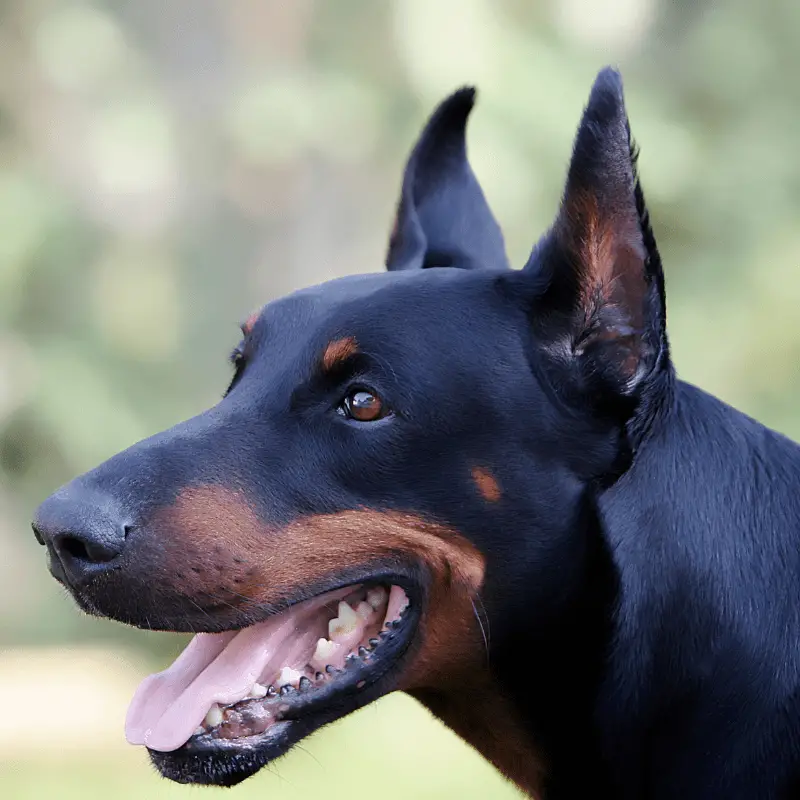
top-left (313, 637), bottom-right (341, 663)
top-left (280, 685), bottom-right (296, 696)
top-left (367, 587), bottom-right (388, 610)
top-left (266, 685), bottom-right (277, 698)
top-left (339, 600), bottom-right (358, 622)
top-left (355, 601), bottom-right (374, 621)
top-left (248, 682), bottom-right (268, 699)
top-left (369, 637), bottom-right (380, 648)
top-left (277, 666), bottom-right (303, 688)
top-left (329, 602), bottom-right (359, 639)
top-left (205, 704), bottom-right (223, 728)
top-left (299, 677), bottom-right (312, 692)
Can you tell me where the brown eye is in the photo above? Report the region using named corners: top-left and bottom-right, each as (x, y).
top-left (341, 390), bottom-right (387, 422)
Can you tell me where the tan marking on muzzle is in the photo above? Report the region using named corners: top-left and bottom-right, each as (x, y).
top-left (152, 485), bottom-right (544, 796)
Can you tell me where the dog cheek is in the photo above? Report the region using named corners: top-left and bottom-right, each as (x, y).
top-left (135, 485), bottom-right (272, 606)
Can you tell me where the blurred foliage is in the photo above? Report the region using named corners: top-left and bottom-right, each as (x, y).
top-left (2, 0), bottom-right (800, 795)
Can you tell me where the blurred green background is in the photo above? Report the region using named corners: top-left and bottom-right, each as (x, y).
top-left (2, 0), bottom-right (800, 797)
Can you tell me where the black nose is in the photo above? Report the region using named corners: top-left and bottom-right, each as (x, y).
top-left (32, 486), bottom-right (130, 586)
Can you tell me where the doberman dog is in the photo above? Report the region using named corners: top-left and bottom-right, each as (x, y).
top-left (30, 66), bottom-right (800, 799)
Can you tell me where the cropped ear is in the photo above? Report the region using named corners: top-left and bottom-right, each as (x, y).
top-left (525, 67), bottom-right (667, 397)
top-left (385, 88), bottom-right (510, 272)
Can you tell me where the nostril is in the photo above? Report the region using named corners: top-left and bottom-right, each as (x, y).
top-left (52, 531), bottom-right (122, 566)
top-left (59, 534), bottom-right (91, 562)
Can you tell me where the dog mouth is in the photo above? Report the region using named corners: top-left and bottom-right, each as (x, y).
top-left (126, 581), bottom-right (416, 785)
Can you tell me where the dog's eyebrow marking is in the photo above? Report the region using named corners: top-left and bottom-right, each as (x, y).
top-left (321, 336), bottom-right (359, 373)
top-left (240, 311), bottom-right (261, 337)
top-left (471, 467), bottom-right (501, 503)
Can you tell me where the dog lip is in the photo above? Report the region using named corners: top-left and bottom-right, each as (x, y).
top-left (77, 564), bottom-right (421, 635)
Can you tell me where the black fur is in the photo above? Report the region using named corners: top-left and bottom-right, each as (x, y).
top-left (32, 67), bottom-right (800, 798)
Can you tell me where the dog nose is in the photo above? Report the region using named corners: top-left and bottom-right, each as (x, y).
top-left (32, 487), bottom-right (130, 586)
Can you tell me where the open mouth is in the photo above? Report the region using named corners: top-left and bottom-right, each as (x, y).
top-left (125, 581), bottom-right (416, 785)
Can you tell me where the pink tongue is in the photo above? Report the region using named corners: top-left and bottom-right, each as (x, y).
top-left (124, 586), bottom-right (405, 753)
top-left (125, 614), bottom-right (299, 752)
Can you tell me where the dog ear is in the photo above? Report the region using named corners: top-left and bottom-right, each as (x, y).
top-left (524, 67), bottom-right (667, 397)
top-left (385, 88), bottom-right (509, 272)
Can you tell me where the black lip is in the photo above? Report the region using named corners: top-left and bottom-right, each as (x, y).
top-left (146, 577), bottom-right (423, 786)
top-left (69, 561), bottom-right (421, 634)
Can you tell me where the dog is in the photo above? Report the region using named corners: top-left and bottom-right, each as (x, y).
top-left (31, 66), bottom-right (800, 798)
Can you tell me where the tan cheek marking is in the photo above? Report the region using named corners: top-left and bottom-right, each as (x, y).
top-left (471, 466), bottom-right (502, 503)
top-left (150, 486), bottom-right (267, 603)
top-left (152, 486), bottom-right (486, 607)
top-left (321, 336), bottom-right (358, 372)
top-left (152, 487), bottom-right (544, 795)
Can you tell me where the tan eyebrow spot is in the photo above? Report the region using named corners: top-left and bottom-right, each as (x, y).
top-left (471, 467), bottom-right (502, 503)
top-left (241, 311), bottom-right (261, 336)
top-left (322, 336), bottom-right (358, 372)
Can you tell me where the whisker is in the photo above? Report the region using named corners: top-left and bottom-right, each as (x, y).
top-left (475, 592), bottom-right (491, 651)
top-left (295, 743), bottom-right (324, 770)
top-left (471, 594), bottom-right (490, 665)
top-left (185, 596), bottom-right (218, 626)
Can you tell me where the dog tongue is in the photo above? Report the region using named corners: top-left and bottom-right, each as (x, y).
top-left (125, 614), bottom-right (299, 752)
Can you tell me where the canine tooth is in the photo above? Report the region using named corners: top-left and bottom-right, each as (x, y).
top-left (355, 601), bottom-right (374, 621)
top-left (329, 602), bottom-right (359, 639)
top-left (205, 704), bottom-right (223, 728)
top-left (277, 667), bottom-right (303, 688)
top-left (248, 683), bottom-right (268, 699)
top-left (367, 587), bottom-right (388, 610)
top-left (299, 677), bottom-right (312, 691)
top-left (313, 637), bottom-right (341, 663)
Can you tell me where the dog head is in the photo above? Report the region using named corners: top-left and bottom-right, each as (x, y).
top-left (32, 68), bottom-right (670, 793)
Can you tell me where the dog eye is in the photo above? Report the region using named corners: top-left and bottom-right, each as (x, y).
top-left (339, 389), bottom-right (388, 422)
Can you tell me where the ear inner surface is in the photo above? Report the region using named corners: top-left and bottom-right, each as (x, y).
top-left (528, 67), bottom-right (666, 395)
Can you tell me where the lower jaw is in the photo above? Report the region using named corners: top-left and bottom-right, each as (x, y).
top-left (149, 719), bottom-right (306, 786)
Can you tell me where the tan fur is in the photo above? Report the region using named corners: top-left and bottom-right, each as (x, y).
top-left (152, 485), bottom-right (545, 796)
